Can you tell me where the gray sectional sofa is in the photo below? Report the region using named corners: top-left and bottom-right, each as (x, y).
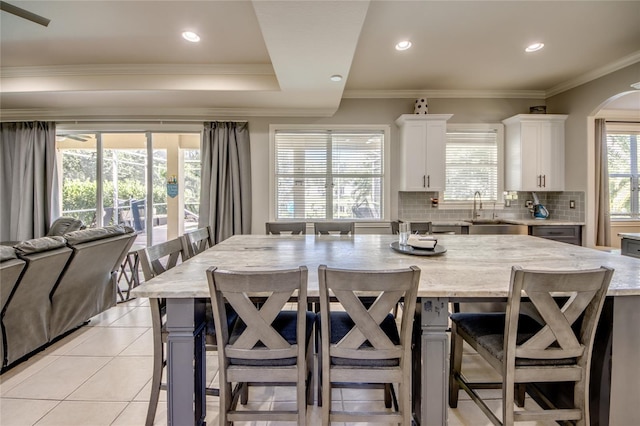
top-left (0, 225), bottom-right (136, 369)
top-left (0, 247), bottom-right (27, 369)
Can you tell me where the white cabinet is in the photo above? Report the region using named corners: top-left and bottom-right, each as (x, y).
top-left (503, 114), bottom-right (567, 191)
top-left (396, 114), bottom-right (453, 191)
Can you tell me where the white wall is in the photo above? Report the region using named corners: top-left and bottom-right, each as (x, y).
top-left (244, 97), bottom-right (543, 234)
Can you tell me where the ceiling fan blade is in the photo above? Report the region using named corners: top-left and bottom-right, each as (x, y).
top-left (0, 1), bottom-right (50, 27)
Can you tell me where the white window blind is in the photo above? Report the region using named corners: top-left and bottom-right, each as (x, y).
top-left (444, 128), bottom-right (499, 201)
top-left (275, 130), bottom-right (384, 220)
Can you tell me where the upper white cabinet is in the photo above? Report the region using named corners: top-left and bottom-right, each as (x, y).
top-left (396, 114), bottom-right (453, 192)
top-left (503, 114), bottom-right (567, 191)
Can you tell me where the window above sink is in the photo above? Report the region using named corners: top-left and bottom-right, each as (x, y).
top-left (440, 123), bottom-right (504, 209)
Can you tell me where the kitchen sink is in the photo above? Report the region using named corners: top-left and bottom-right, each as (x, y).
top-left (464, 219), bottom-right (504, 224)
top-left (464, 220), bottom-right (527, 235)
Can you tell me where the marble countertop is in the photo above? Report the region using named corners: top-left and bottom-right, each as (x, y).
top-left (498, 218), bottom-right (585, 226)
top-left (422, 219), bottom-right (585, 227)
top-left (133, 234), bottom-right (640, 299)
top-left (619, 233), bottom-right (640, 241)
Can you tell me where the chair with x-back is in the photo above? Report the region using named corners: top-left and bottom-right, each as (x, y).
top-left (138, 238), bottom-right (188, 426)
top-left (317, 264), bottom-right (421, 425)
top-left (313, 222), bottom-right (355, 235)
top-left (410, 221), bottom-right (432, 235)
top-left (449, 265), bottom-right (614, 425)
top-left (182, 226), bottom-right (214, 259)
top-left (265, 222), bottom-right (307, 235)
top-left (390, 220), bottom-right (400, 235)
top-left (207, 266), bottom-right (315, 425)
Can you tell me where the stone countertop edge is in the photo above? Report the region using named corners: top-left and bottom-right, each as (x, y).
top-left (498, 219), bottom-right (585, 226)
top-left (618, 233), bottom-right (640, 241)
top-left (133, 234), bottom-right (639, 300)
top-left (411, 219), bottom-right (586, 227)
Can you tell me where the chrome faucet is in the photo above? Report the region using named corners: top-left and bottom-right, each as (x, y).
top-left (472, 191), bottom-right (483, 219)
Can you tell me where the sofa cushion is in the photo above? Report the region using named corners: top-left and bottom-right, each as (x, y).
top-left (0, 245), bottom-right (18, 261)
top-left (64, 225), bottom-right (134, 245)
top-left (14, 236), bottom-right (67, 255)
top-left (47, 217), bottom-right (85, 236)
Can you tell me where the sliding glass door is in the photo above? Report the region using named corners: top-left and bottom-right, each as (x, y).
top-left (58, 133), bottom-right (98, 226)
top-left (57, 131), bottom-right (201, 246)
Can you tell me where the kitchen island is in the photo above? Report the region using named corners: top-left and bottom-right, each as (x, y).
top-left (133, 234), bottom-right (639, 425)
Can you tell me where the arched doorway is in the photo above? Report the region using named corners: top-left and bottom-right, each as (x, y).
top-left (589, 91), bottom-right (640, 248)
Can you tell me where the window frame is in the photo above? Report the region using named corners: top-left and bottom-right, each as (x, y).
top-left (607, 122), bottom-right (640, 221)
top-left (439, 123), bottom-right (505, 209)
top-left (269, 124), bottom-right (391, 222)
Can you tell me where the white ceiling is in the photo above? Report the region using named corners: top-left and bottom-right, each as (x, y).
top-left (1, 0), bottom-right (639, 120)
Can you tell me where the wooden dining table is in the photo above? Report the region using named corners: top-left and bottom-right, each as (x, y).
top-left (132, 234), bottom-right (640, 425)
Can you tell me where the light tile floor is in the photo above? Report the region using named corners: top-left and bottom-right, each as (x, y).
top-left (0, 298), bottom-right (555, 425)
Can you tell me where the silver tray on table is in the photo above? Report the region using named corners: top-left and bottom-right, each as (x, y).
top-left (390, 241), bottom-right (447, 256)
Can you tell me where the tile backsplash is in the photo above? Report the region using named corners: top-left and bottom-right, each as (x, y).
top-left (398, 191), bottom-right (585, 222)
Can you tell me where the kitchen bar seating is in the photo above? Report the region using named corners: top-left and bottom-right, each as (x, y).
top-left (206, 266), bottom-right (314, 425)
top-left (313, 222), bottom-right (355, 235)
top-left (182, 226), bottom-right (214, 259)
top-left (390, 220), bottom-right (433, 234)
top-left (317, 264), bottom-right (421, 425)
top-left (449, 265), bottom-right (614, 425)
top-left (410, 221), bottom-right (432, 235)
top-left (265, 221), bottom-right (307, 235)
top-left (131, 234), bottom-right (640, 426)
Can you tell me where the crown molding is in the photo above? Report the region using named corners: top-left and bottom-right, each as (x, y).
top-left (0, 64), bottom-right (275, 78)
top-left (342, 89), bottom-right (546, 99)
top-left (0, 106), bottom-right (338, 121)
top-left (546, 50), bottom-right (640, 98)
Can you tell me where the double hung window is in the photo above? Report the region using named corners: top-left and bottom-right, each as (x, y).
top-left (272, 127), bottom-right (387, 220)
top-left (607, 123), bottom-right (639, 219)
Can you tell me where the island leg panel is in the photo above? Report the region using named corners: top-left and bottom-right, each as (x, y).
top-left (166, 298), bottom-right (206, 426)
top-left (419, 297), bottom-right (449, 426)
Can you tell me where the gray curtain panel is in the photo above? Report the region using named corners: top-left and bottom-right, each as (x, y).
top-left (594, 118), bottom-right (611, 247)
top-left (199, 121), bottom-right (252, 244)
top-left (0, 122), bottom-right (60, 241)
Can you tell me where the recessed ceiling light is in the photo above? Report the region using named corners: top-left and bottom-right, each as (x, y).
top-left (330, 75), bottom-right (343, 82)
top-left (395, 40), bottom-right (412, 51)
top-left (631, 82), bottom-right (640, 90)
top-left (182, 31), bottom-right (200, 43)
top-left (525, 42), bottom-right (544, 53)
